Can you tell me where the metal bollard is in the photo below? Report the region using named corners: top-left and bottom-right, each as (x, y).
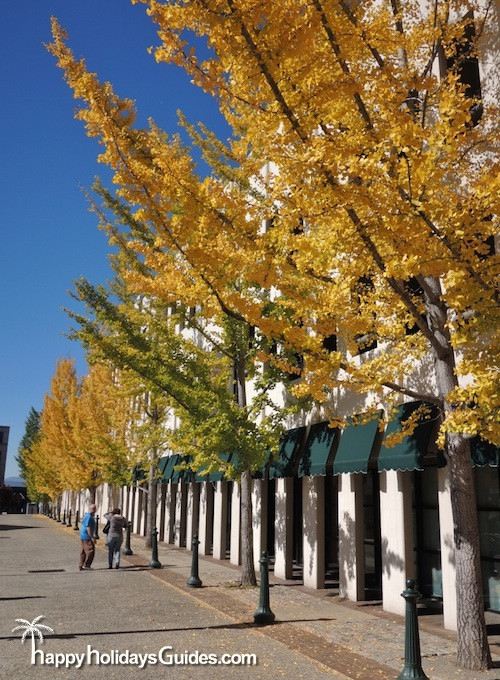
top-left (187, 534), bottom-right (202, 588)
top-left (253, 551), bottom-right (275, 625)
top-left (94, 515), bottom-right (100, 540)
top-left (397, 579), bottom-right (429, 680)
top-left (149, 528), bottom-right (162, 568)
top-left (62, 509), bottom-right (67, 525)
top-left (123, 521), bottom-right (133, 555)
top-left (67, 509), bottom-right (72, 528)
top-left (73, 510), bottom-right (79, 531)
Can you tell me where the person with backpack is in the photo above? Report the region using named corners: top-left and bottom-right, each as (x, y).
top-left (103, 507), bottom-right (128, 569)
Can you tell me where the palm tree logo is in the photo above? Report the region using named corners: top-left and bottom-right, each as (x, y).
top-left (12, 615), bottom-right (54, 662)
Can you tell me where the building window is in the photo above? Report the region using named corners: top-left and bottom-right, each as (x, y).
top-left (404, 277), bottom-right (427, 336)
top-left (322, 334), bottom-right (337, 352)
top-left (446, 11), bottom-right (483, 126)
top-left (475, 466), bottom-right (500, 612)
top-left (355, 276), bottom-right (377, 354)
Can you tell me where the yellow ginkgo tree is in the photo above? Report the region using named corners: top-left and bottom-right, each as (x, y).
top-left (48, 0), bottom-right (499, 669)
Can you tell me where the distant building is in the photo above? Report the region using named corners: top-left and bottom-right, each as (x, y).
top-left (0, 426), bottom-right (9, 485)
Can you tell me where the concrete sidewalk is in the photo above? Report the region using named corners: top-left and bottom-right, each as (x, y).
top-left (0, 514), bottom-right (348, 680)
top-left (3, 514), bottom-right (499, 680)
top-left (121, 524), bottom-right (500, 680)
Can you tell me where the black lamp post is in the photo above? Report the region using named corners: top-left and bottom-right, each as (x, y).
top-left (123, 521), bottom-right (133, 555)
top-left (149, 528), bottom-right (162, 568)
top-left (397, 579), bottom-right (429, 680)
top-left (187, 535), bottom-right (202, 587)
top-left (253, 551), bottom-right (275, 625)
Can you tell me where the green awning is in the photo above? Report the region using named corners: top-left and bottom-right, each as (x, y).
top-left (333, 413), bottom-right (382, 475)
top-left (194, 453), bottom-right (232, 482)
top-left (471, 437), bottom-right (500, 467)
top-left (171, 455), bottom-right (191, 483)
top-left (268, 427), bottom-right (306, 479)
top-left (158, 457), bottom-right (170, 475)
top-left (160, 455), bottom-right (179, 481)
top-left (377, 401), bottom-right (439, 472)
top-left (298, 422), bottom-right (338, 477)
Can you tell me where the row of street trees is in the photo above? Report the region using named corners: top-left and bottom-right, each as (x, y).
top-left (20, 0), bottom-right (499, 670)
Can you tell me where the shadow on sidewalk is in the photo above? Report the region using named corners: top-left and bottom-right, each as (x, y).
top-left (0, 617), bottom-right (336, 642)
top-left (0, 524), bottom-right (38, 531)
top-left (0, 596), bottom-right (45, 601)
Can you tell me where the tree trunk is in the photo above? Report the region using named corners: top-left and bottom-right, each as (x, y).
top-left (145, 461), bottom-right (158, 549)
top-left (425, 276), bottom-right (491, 670)
top-left (447, 432), bottom-right (491, 670)
top-left (88, 486), bottom-right (96, 504)
top-left (235, 353), bottom-right (257, 586)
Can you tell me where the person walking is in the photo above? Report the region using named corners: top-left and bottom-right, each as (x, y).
top-left (79, 503), bottom-right (96, 571)
top-left (103, 508), bottom-right (127, 569)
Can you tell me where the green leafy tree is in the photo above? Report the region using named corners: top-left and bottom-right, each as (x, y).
top-left (17, 407), bottom-right (41, 502)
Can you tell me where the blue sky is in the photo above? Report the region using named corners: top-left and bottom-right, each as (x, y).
top-left (1, 1), bottom-right (229, 478)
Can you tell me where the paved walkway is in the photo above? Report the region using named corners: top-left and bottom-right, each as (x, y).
top-left (2, 515), bottom-right (500, 680)
top-left (0, 514), bottom-right (345, 679)
top-left (123, 531), bottom-right (500, 680)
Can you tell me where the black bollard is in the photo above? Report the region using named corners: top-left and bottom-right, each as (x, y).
top-left (397, 579), bottom-right (429, 680)
top-left (62, 509), bottom-right (67, 525)
top-left (73, 510), bottom-right (80, 531)
top-left (187, 534), bottom-right (202, 587)
top-left (67, 509), bottom-right (72, 528)
top-left (149, 528), bottom-right (162, 568)
top-left (123, 521), bottom-right (133, 555)
top-left (253, 551), bottom-right (275, 625)
top-left (94, 515), bottom-right (100, 541)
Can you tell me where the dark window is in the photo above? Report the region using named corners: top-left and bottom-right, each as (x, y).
top-left (285, 352), bottom-right (304, 381)
top-left (404, 277), bottom-right (427, 336)
top-left (476, 234), bottom-right (495, 261)
top-left (248, 324), bottom-right (256, 349)
top-left (475, 467), bottom-right (500, 612)
top-left (322, 334), bottom-right (337, 352)
top-left (446, 11), bottom-right (483, 126)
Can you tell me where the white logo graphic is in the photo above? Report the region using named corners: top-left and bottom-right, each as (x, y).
top-left (12, 615), bottom-right (257, 669)
top-left (12, 615), bottom-right (54, 663)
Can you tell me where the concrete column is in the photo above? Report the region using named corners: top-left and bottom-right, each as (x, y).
top-left (338, 474), bottom-right (365, 600)
top-left (379, 470), bottom-right (415, 616)
top-left (302, 476), bottom-right (325, 589)
top-left (162, 482), bottom-right (177, 544)
top-left (198, 482), bottom-right (214, 555)
top-left (133, 484), bottom-right (142, 534)
top-left (62, 490), bottom-right (68, 515)
top-left (252, 479), bottom-right (268, 569)
top-left (139, 486), bottom-right (147, 536)
top-left (174, 482), bottom-right (187, 547)
top-left (128, 486), bottom-right (136, 529)
top-left (155, 482), bottom-right (164, 536)
top-left (230, 482), bottom-right (241, 565)
top-left (124, 486), bottom-right (132, 523)
top-left (438, 465), bottom-right (457, 630)
top-left (121, 486), bottom-right (128, 518)
top-left (185, 483), bottom-right (200, 550)
top-left (212, 481), bottom-right (228, 560)
top-left (274, 477), bottom-right (294, 579)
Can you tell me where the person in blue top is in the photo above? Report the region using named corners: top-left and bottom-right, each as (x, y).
top-left (79, 503), bottom-right (96, 571)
